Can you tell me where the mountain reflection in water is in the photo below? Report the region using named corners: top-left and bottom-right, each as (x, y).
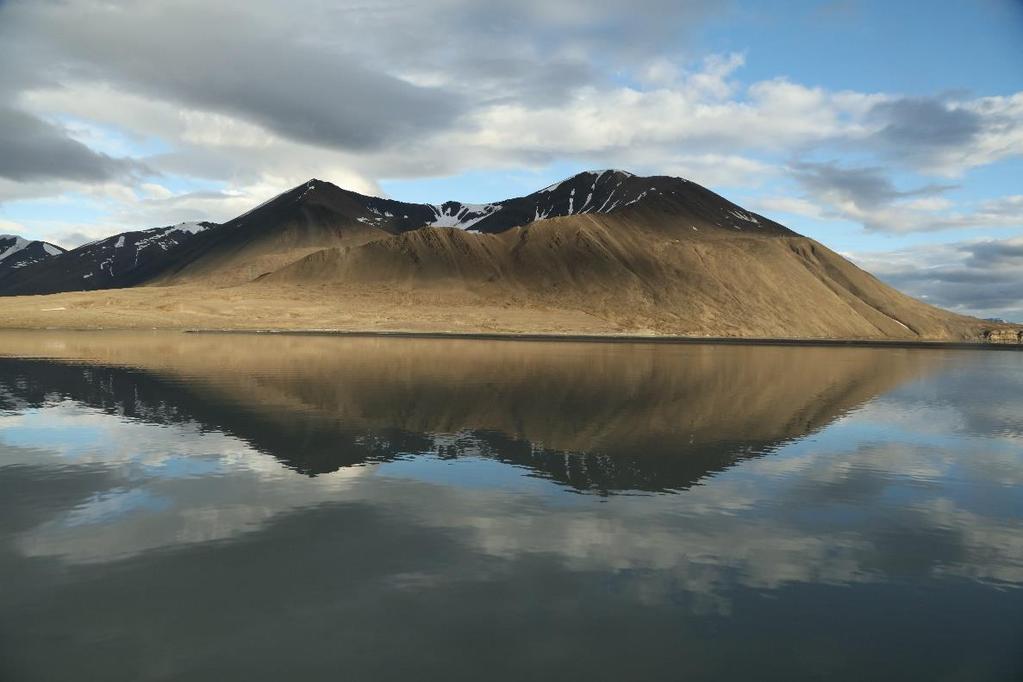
top-left (0, 331), bottom-right (1021, 682)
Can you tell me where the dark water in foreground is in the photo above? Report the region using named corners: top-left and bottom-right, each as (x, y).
top-left (0, 332), bottom-right (1020, 681)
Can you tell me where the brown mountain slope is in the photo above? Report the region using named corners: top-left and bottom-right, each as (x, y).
top-left (151, 181), bottom-right (397, 286)
top-left (0, 172), bottom-right (1014, 340)
top-left (266, 211), bottom-right (987, 340)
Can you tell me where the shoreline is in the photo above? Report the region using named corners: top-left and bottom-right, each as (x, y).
top-left (180, 328), bottom-right (1023, 351)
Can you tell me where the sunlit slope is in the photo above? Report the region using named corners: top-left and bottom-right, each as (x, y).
top-left (268, 212), bottom-right (986, 340)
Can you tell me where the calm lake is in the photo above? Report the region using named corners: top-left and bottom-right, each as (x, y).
top-left (0, 331), bottom-right (1020, 681)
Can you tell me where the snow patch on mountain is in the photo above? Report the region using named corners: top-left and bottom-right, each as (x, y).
top-left (173, 222), bottom-right (212, 235)
top-left (0, 236), bottom-right (30, 263)
top-left (429, 203), bottom-right (502, 229)
top-left (730, 209), bottom-right (761, 225)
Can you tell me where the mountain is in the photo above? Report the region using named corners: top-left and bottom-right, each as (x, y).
top-left (268, 210), bottom-right (980, 340)
top-left (0, 235), bottom-right (65, 281)
top-left (0, 171), bottom-right (791, 293)
top-left (145, 171), bottom-right (772, 285)
top-left (0, 222), bottom-right (217, 295)
top-left (445, 169), bottom-right (796, 235)
top-left (0, 171), bottom-right (1011, 341)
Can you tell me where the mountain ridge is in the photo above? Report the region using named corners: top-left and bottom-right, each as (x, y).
top-left (0, 170), bottom-right (786, 293)
top-left (0, 235), bottom-right (66, 282)
top-left (0, 171), bottom-right (1014, 342)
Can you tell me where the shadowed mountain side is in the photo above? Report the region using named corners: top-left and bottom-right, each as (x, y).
top-left (0, 236), bottom-right (65, 282)
top-left (149, 183), bottom-right (402, 286)
top-left (266, 214), bottom-right (987, 340)
top-left (0, 332), bottom-right (941, 490)
top-left (149, 172), bottom-right (794, 288)
top-left (0, 223), bottom-right (219, 296)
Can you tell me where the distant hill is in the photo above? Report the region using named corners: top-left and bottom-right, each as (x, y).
top-left (0, 171), bottom-right (1008, 341)
top-left (0, 235), bottom-right (65, 282)
top-left (0, 223), bottom-right (216, 295)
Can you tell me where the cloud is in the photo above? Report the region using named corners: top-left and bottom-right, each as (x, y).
top-left (866, 93), bottom-right (1023, 175)
top-left (4, 1), bottom-right (464, 153)
top-left (791, 161), bottom-right (955, 209)
top-left (663, 153), bottom-right (775, 187)
top-left (0, 0), bottom-right (1019, 276)
top-left (869, 97), bottom-right (983, 162)
top-left (849, 235), bottom-right (1023, 319)
top-left (0, 107), bottom-right (145, 183)
top-left (783, 161), bottom-right (1022, 233)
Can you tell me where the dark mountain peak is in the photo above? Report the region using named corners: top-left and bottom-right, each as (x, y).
top-left (462, 169), bottom-right (791, 235)
top-left (227, 177), bottom-right (362, 221)
top-left (1, 234), bottom-right (65, 258)
top-left (296, 178), bottom-right (344, 198)
top-left (227, 169), bottom-right (776, 237)
top-left (0, 169), bottom-right (795, 297)
top-left (543, 169), bottom-right (635, 188)
top-left (0, 234), bottom-right (66, 278)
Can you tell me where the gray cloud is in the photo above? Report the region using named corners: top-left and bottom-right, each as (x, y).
top-left (967, 236), bottom-right (1023, 267)
top-left (435, 0), bottom-right (724, 60)
top-left (872, 97), bottom-right (981, 146)
top-left (852, 236), bottom-right (1023, 319)
top-left (0, 107), bottom-right (144, 183)
top-left (0, 0), bottom-right (726, 157)
top-left (868, 96), bottom-right (983, 164)
top-left (0, 0), bottom-right (733, 159)
top-left (790, 161), bottom-right (954, 209)
top-left (785, 162), bottom-right (1023, 234)
top-left (4, 1), bottom-right (464, 152)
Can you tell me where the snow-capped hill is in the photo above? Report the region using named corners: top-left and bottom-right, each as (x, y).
top-left (0, 235), bottom-right (66, 277)
top-left (0, 235), bottom-right (30, 262)
top-left (0, 171), bottom-right (793, 296)
top-left (88, 221), bottom-right (218, 269)
top-left (217, 171), bottom-right (785, 237)
top-left (457, 170), bottom-right (790, 235)
top-left (0, 222), bottom-right (218, 295)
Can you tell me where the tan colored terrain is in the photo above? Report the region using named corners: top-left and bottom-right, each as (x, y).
top-left (0, 214), bottom-right (1009, 340)
top-left (0, 282), bottom-right (614, 334)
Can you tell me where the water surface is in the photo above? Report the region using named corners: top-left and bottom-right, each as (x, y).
top-left (0, 332), bottom-right (1021, 681)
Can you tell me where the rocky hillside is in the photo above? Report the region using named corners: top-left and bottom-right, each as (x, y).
top-left (268, 209), bottom-right (988, 340)
top-left (0, 171), bottom-right (1013, 342)
top-left (0, 223), bottom-right (216, 295)
top-left (0, 171), bottom-right (790, 293)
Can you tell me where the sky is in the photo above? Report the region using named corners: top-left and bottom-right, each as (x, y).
top-left (0, 0), bottom-right (1021, 319)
